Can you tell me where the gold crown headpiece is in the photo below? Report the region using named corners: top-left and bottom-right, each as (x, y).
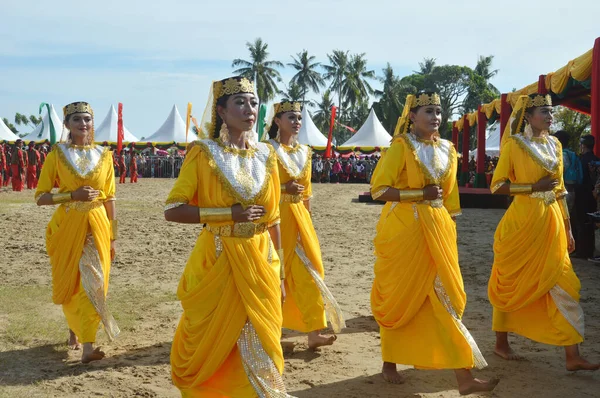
top-left (411, 92), bottom-right (441, 108)
top-left (213, 77), bottom-right (255, 100)
top-left (63, 102), bottom-right (94, 118)
top-left (526, 94), bottom-right (552, 108)
top-left (274, 101), bottom-right (302, 114)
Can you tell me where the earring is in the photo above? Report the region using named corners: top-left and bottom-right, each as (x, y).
top-left (219, 123), bottom-right (229, 143)
top-left (524, 123), bottom-right (533, 138)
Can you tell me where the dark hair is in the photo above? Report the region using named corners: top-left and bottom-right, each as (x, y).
top-left (267, 114), bottom-right (282, 139)
top-left (553, 130), bottom-right (569, 148)
top-left (580, 134), bottom-right (595, 150)
top-left (213, 95), bottom-right (230, 139)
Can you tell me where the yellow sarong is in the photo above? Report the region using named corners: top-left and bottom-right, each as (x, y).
top-left (167, 142), bottom-right (285, 397)
top-left (370, 135), bottom-right (480, 369)
top-left (489, 136), bottom-right (582, 346)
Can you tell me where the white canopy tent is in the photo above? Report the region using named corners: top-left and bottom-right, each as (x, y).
top-left (94, 105), bottom-right (139, 143)
top-left (469, 122), bottom-right (501, 157)
top-left (21, 104), bottom-right (63, 143)
top-left (338, 108), bottom-right (392, 149)
top-left (298, 107), bottom-right (328, 147)
top-left (0, 118), bottom-right (20, 141)
top-left (144, 105), bottom-right (199, 144)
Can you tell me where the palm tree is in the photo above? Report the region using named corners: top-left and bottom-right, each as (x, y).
top-left (374, 64), bottom-right (416, 132)
top-left (341, 53), bottom-right (375, 112)
top-left (415, 57), bottom-right (436, 75)
top-left (288, 50), bottom-right (325, 104)
top-left (232, 38), bottom-right (283, 103)
top-left (281, 82), bottom-right (304, 102)
top-left (313, 90), bottom-right (334, 133)
top-left (474, 55), bottom-right (499, 93)
top-left (323, 50), bottom-right (350, 115)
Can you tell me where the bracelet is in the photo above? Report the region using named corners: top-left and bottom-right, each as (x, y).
top-left (509, 184), bottom-right (532, 194)
top-left (110, 220), bottom-right (118, 240)
top-left (198, 207), bottom-right (233, 223)
top-left (280, 184), bottom-right (287, 193)
top-left (398, 189), bottom-right (424, 202)
top-left (52, 192), bottom-right (72, 204)
top-left (558, 197), bottom-right (570, 220)
top-left (277, 248), bottom-right (285, 280)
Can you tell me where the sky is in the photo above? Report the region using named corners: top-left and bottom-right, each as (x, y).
top-left (1, 0), bottom-right (599, 138)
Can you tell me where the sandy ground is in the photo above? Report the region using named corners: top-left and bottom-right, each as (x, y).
top-left (0, 179), bottom-right (599, 398)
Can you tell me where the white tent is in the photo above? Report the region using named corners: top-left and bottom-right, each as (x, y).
top-left (469, 122), bottom-right (501, 157)
top-left (145, 105), bottom-right (199, 144)
top-left (298, 107), bottom-right (328, 147)
top-left (94, 105), bottom-right (139, 143)
top-left (21, 104), bottom-right (63, 143)
top-left (0, 118), bottom-right (20, 141)
top-left (338, 108), bottom-right (392, 149)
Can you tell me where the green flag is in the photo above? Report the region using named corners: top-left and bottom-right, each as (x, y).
top-left (39, 102), bottom-right (57, 145)
top-left (257, 104), bottom-right (267, 141)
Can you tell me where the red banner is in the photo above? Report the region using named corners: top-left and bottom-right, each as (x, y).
top-left (325, 106), bottom-right (337, 159)
top-left (117, 103), bottom-right (124, 154)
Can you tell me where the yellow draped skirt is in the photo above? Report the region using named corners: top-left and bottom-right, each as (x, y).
top-left (371, 202), bottom-right (476, 369)
top-left (489, 196), bottom-right (582, 346)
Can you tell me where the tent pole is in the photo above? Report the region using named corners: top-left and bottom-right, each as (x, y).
top-left (474, 106), bottom-right (487, 188)
top-left (592, 37), bottom-right (600, 156)
top-left (459, 116), bottom-right (470, 186)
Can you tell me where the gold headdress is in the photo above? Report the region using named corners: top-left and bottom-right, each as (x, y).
top-left (274, 101), bottom-right (302, 115)
top-left (200, 76), bottom-right (255, 139)
top-left (62, 101), bottom-right (95, 144)
top-left (501, 94), bottom-right (553, 148)
top-left (392, 93), bottom-right (441, 137)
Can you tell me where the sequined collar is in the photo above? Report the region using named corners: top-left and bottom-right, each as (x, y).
top-left (215, 137), bottom-right (258, 158)
top-left (404, 133), bottom-right (453, 184)
top-left (197, 139), bottom-right (275, 206)
top-left (268, 139), bottom-right (311, 179)
top-left (511, 134), bottom-right (559, 173)
top-left (55, 143), bottom-right (108, 179)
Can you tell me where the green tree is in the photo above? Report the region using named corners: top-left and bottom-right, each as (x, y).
top-left (232, 38), bottom-right (283, 103)
top-left (312, 89), bottom-right (334, 134)
top-left (415, 57), bottom-right (436, 75)
top-left (323, 50), bottom-right (350, 116)
top-left (373, 64), bottom-right (418, 132)
top-left (341, 53), bottom-right (375, 114)
top-left (554, 106), bottom-right (591, 150)
top-left (281, 81), bottom-right (304, 102)
top-left (3, 117), bottom-right (19, 134)
top-left (463, 55), bottom-right (500, 112)
top-left (288, 50), bottom-right (324, 104)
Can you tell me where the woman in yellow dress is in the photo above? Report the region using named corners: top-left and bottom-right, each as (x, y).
top-left (489, 93), bottom-right (599, 370)
top-left (35, 102), bottom-right (120, 363)
top-left (266, 100), bottom-right (345, 349)
top-left (165, 77), bottom-right (295, 397)
top-left (370, 92), bottom-right (498, 394)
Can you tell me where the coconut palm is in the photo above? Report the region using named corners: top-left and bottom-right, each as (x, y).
top-left (288, 50), bottom-right (325, 104)
top-left (374, 64), bottom-right (417, 132)
top-left (415, 57), bottom-right (436, 75)
top-left (312, 89), bottom-right (334, 133)
top-left (341, 53), bottom-right (375, 112)
top-left (281, 82), bottom-right (304, 102)
top-left (323, 50), bottom-right (350, 115)
top-left (232, 38), bottom-right (283, 103)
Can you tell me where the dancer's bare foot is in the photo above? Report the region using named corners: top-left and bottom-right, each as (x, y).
top-left (307, 331), bottom-right (337, 350)
top-left (381, 362), bottom-right (404, 384)
top-left (68, 330), bottom-right (81, 350)
top-left (458, 377), bottom-right (500, 395)
top-left (565, 344), bottom-right (600, 371)
top-left (494, 332), bottom-right (524, 360)
top-left (81, 343), bottom-right (105, 364)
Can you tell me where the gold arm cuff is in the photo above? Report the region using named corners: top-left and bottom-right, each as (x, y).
top-left (199, 207), bottom-right (233, 223)
top-left (277, 248), bottom-right (285, 280)
top-left (280, 184), bottom-right (287, 193)
top-left (558, 197), bottom-right (570, 220)
top-left (509, 184), bottom-right (532, 194)
top-left (398, 189), bottom-right (424, 202)
top-left (51, 192), bottom-right (72, 204)
top-left (110, 220), bottom-right (118, 240)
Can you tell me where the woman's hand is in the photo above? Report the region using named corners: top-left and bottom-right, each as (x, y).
top-left (110, 240), bottom-right (116, 261)
top-left (532, 176), bottom-right (559, 192)
top-left (280, 280), bottom-right (286, 306)
top-left (231, 204), bottom-right (266, 222)
top-left (285, 180), bottom-right (305, 195)
top-left (71, 186), bottom-right (99, 201)
top-left (566, 228), bottom-right (576, 254)
top-left (423, 184), bottom-right (443, 201)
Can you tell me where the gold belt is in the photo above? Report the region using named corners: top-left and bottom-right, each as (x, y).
top-left (205, 222), bottom-right (268, 238)
top-left (530, 190), bottom-right (556, 205)
top-left (63, 201), bottom-right (104, 212)
top-left (416, 198), bottom-right (444, 208)
top-left (281, 193), bottom-right (304, 203)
